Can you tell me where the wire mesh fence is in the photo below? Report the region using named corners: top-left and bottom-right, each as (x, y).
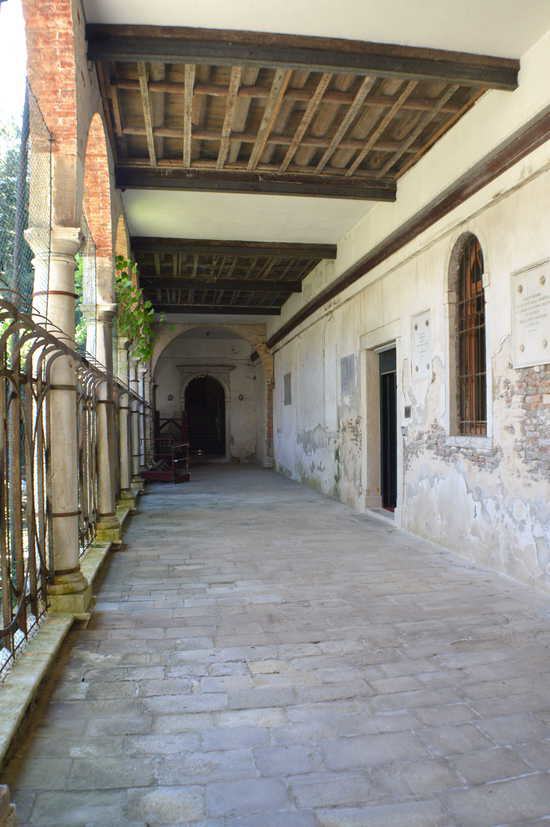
top-left (0, 84), bottom-right (52, 314)
top-left (75, 213), bottom-right (98, 356)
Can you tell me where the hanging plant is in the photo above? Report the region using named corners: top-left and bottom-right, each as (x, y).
top-left (115, 254), bottom-right (155, 362)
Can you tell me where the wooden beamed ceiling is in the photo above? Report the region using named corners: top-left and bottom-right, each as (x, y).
top-left (90, 24), bottom-right (519, 200)
top-left (132, 237), bottom-right (336, 314)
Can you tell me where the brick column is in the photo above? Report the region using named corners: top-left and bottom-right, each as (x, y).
top-left (256, 343), bottom-right (274, 468)
top-left (27, 226), bottom-right (91, 613)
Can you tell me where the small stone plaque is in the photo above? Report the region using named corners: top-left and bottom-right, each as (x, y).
top-left (511, 262), bottom-right (550, 368)
top-left (411, 310), bottom-right (431, 380)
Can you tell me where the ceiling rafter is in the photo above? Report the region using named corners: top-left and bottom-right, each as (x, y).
top-left (137, 61), bottom-right (157, 166)
top-left (316, 76), bottom-right (376, 172)
top-left (247, 68), bottom-right (292, 170)
top-left (347, 80), bottom-right (418, 176)
top-left (217, 66), bottom-right (242, 169)
top-left (377, 83), bottom-right (460, 177)
top-left (182, 64), bottom-right (196, 167)
top-left (280, 72), bottom-right (332, 172)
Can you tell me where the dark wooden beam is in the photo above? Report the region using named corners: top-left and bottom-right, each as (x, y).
top-left (141, 277), bottom-right (302, 294)
top-left (116, 167), bottom-right (396, 201)
top-left (154, 304), bottom-right (281, 315)
top-left (267, 103), bottom-right (550, 349)
top-left (132, 237), bottom-right (337, 259)
top-left (87, 25), bottom-right (519, 90)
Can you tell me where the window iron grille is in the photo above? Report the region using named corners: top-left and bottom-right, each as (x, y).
top-left (457, 235), bottom-right (487, 436)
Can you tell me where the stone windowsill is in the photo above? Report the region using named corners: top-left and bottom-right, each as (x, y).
top-left (445, 434), bottom-right (493, 450)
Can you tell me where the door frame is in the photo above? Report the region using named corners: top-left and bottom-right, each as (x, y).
top-left (179, 365), bottom-right (234, 462)
top-left (359, 321), bottom-right (403, 524)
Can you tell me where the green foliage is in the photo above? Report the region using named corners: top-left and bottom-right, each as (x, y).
top-left (74, 253), bottom-right (87, 352)
top-left (0, 121), bottom-right (19, 283)
top-left (115, 255), bottom-right (155, 362)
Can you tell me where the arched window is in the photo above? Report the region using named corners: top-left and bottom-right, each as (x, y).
top-left (452, 234), bottom-right (487, 436)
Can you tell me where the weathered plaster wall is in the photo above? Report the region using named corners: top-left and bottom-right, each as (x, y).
top-left (155, 331), bottom-right (265, 463)
top-left (273, 163), bottom-right (550, 591)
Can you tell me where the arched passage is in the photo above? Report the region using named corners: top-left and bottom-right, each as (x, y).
top-left (22, 0), bottom-right (79, 226)
top-left (185, 376), bottom-right (226, 458)
top-left (154, 325), bottom-right (270, 465)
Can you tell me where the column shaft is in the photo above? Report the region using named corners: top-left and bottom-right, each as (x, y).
top-left (27, 226), bottom-right (90, 611)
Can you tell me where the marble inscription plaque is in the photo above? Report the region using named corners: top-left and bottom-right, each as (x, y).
top-left (511, 262), bottom-right (550, 368)
top-left (411, 310), bottom-right (432, 380)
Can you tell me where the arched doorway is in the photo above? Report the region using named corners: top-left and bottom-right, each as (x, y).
top-left (185, 376), bottom-right (226, 458)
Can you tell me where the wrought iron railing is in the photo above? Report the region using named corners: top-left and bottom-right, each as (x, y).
top-left (0, 298), bottom-right (148, 676)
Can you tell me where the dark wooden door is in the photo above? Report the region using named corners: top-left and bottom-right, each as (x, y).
top-left (379, 349), bottom-right (397, 510)
top-left (185, 376), bottom-right (226, 456)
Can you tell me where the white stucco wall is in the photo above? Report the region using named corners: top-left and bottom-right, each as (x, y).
top-left (155, 331), bottom-right (265, 463)
top-left (273, 160), bottom-right (550, 589)
top-left (270, 28), bottom-right (550, 591)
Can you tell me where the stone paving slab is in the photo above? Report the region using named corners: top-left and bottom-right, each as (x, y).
top-left (2, 466), bottom-right (550, 826)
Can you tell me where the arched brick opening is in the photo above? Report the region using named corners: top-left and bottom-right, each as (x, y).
top-left (22, 0), bottom-right (79, 226)
top-left (115, 214), bottom-right (130, 261)
top-left (82, 113), bottom-right (115, 303)
top-left (83, 113), bottom-right (113, 261)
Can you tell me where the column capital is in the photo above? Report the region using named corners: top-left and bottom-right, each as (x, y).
top-left (96, 302), bottom-right (117, 323)
top-left (25, 225), bottom-right (83, 259)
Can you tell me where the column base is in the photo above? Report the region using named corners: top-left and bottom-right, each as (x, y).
top-left (131, 475), bottom-right (145, 493)
top-left (48, 569), bottom-right (92, 615)
top-left (95, 514), bottom-right (123, 545)
top-left (263, 457), bottom-right (274, 469)
top-left (118, 489), bottom-right (137, 511)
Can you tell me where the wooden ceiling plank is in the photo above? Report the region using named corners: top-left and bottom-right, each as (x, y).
top-left (377, 83), bottom-right (460, 177)
top-left (247, 68), bottom-right (293, 170)
top-left (346, 80), bottom-right (417, 176)
top-left (88, 26), bottom-right (519, 90)
top-left (280, 72), bottom-right (331, 173)
top-left (316, 76), bottom-right (376, 172)
top-left (217, 66), bottom-right (243, 170)
top-left (137, 61), bottom-right (157, 166)
top-left (183, 63), bottom-right (196, 167)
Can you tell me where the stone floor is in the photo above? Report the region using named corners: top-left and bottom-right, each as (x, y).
top-left (4, 465), bottom-right (550, 826)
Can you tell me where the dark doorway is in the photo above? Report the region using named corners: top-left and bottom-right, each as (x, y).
top-left (185, 376), bottom-right (226, 457)
top-left (379, 348), bottom-right (397, 511)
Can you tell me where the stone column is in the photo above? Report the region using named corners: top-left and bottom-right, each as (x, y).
top-left (80, 303), bottom-right (96, 357)
top-left (117, 337), bottom-right (135, 508)
top-left (94, 303), bottom-right (122, 544)
top-left (142, 366), bottom-right (153, 466)
top-left (26, 226), bottom-right (91, 614)
top-left (138, 363), bottom-right (148, 468)
top-left (129, 357), bottom-right (142, 484)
